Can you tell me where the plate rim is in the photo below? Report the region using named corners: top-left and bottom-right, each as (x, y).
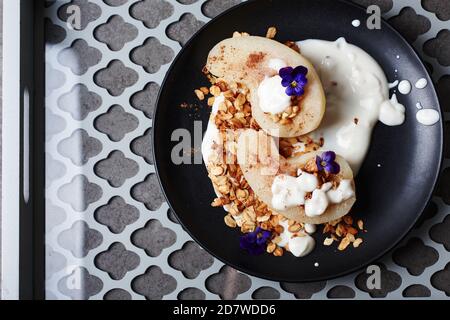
top-left (152, 0), bottom-right (444, 283)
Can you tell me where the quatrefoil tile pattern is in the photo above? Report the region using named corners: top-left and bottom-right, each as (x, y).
top-left (58, 39), bottom-right (102, 75)
top-left (94, 15), bottom-right (138, 51)
top-left (95, 151), bottom-right (139, 187)
top-left (130, 0), bottom-right (174, 29)
top-left (131, 37), bottom-right (174, 74)
top-left (58, 221), bottom-right (103, 258)
top-left (58, 84), bottom-right (102, 121)
top-left (95, 105), bottom-right (139, 142)
top-left (95, 60), bottom-right (139, 96)
top-left (57, 175), bottom-right (102, 212)
top-left (57, 129), bottom-right (102, 166)
top-left (95, 196), bottom-right (140, 234)
top-left (95, 242), bottom-right (140, 280)
top-left (168, 241), bottom-right (214, 279)
top-left (132, 266), bottom-right (177, 300)
top-left (131, 219), bottom-right (176, 257)
top-left (44, 0), bottom-right (450, 300)
top-left (166, 13), bottom-right (205, 46)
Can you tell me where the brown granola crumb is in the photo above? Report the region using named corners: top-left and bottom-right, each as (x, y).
top-left (285, 41), bottom-right (300, 53)
top-left (357, 219), bottom-right (364, 230)
top-left (266, 27), bottom-right (277, 39)
top-left (195, 89), bottom-right (205, 101)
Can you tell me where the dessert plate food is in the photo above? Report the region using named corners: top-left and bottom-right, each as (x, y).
top-left (153, 0), bottom-right (443, 282)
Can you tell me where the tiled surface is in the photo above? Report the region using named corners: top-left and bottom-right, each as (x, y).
top-left (43, 0), bottom-right (450, 299)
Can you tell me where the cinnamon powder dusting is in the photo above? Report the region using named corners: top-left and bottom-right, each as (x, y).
top-left (246, 52), bottom-right (266, 68)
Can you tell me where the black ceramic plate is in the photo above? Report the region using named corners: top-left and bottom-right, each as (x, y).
top-left (153, 0), bottom-right (443, 282)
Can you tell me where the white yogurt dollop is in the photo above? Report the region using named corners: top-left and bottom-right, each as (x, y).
top-left (352, 19), bottom-right (361, 27)
top-left (271, 170), bottom-right (355, 217)
top-left (379, 94), bottom-right (405, 126)
top-left (416, 109), bottom-right (440, 126)
top-left (304, 223), bottom-right (317, 234)
top-left (398, 80), bottom-right (412, 95)
top-left (298, 38), bottom-right (405, 173)
top-left (289, 236), bottom-right (316, 257)
top-left (271, 171), bottom-right (318, 210)
top-left (277, 220), bottom-right (315, 257)
top-left (201, 94), bottom-right (224, 164)
top-left (257, 75), bottom-right (291, 114)
top-left (415, 78), bottom-right (428, 89)
top-left (303, 180), bottom-right (354, 217)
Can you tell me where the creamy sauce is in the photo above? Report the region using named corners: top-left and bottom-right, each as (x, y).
top-left (379, 94), bottom-right (405, 126)
top-left (304, 223), bottom-right (317, 234)
top-left (277, 220), bottom-right (315, 257)
top-left (201, 94), bottom-right (232, 213)
top-left (271, 170), bottom-right (354, 217)
top-left (257, 75), bottom-right (291, 114)
top-left (271, 171), bottom-right (318, 210)
top-left (416, 109), bottom-right (440, 126)
top-left (304, 180), bottom-right (354, 217)
top-left (202, 95), bottom-right (224, 164)
top-left (298, 38), bottom-right (405, 173)
top-left (202, 38), bottom-right (409, 259)
top-left (388, 80), bottom-right (399, 89)
top-left (415, 78), bottom-right (428, 89)
top-left (352, 19), bottom-right (361, 27)
top-left (398, 80), bottom-right (412, 95)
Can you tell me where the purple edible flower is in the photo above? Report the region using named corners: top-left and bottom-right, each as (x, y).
top-left (240, 227), bottom-right (272, 255)
top-left (316, 151), bottom-right (340, 174)
top-left (279, 66), bottom-right (308, 97)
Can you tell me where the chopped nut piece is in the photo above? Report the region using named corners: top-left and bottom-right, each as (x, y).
top-left (195, 89), bottom-right (205, 101)
top-left (266, 27), bottom-right (277, 39)
top-left (257, 214), bottom-right (270, 222)
top-left (346, 226), bottom-right (358, 236)
top-left (224, 215), bottom-right (237, 228)
top-left (288, 223), bottom-right (302, 233)
top-left (266, 242), bottom-right (276, 253)
top-left (243, 206), bottom-right (256, 222)
top-left (346, 233), bottom-right (355, 243)
top-left (272, 236), bottom-right (282, 244)
top-left (218, 184), bottom-right (230, 194)
top-left (285, 41), bottom-right (301, 53)
top-left (323, 237), bottom-right (334, 246)
top-left (236, 189), bottom-right (248, 202)
top-left (210, 85), bottom-right (221, 97)
top-left (207, 96), bottom-right (215, 107)
top-left (241, 222), bottom-right (256, 233)
top-left (338, 237), bottom-right (351, 251)
top-left (303, 158), bottom-right (318, 173)
top-left (211, 198), bottom-right (222, 207)
top-left (210, 166), bottom-right (224, 176)
top-left (200, 87), bottom-right (209, 95)
top-left (353, 238), bottom-right (363, 248)
top-left (357, 219), bottom-right (364, 230)
top-left (273, 247), bottom-right (284, 257)
top-left (335, 223), bottom-right (346, 237)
